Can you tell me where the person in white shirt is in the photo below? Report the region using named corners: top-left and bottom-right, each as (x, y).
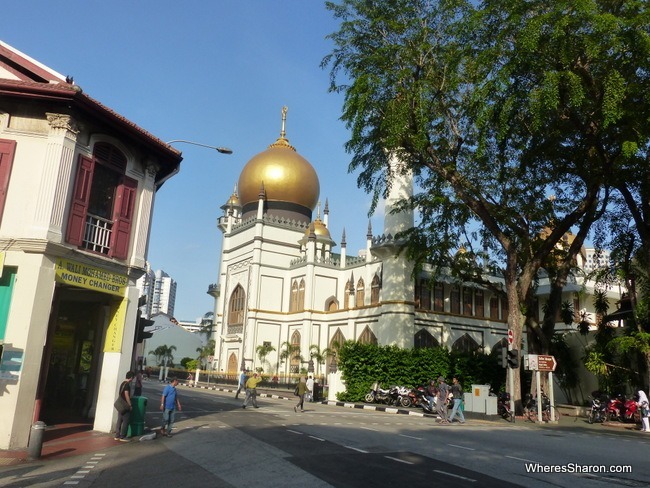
top-left (306, 375), bottom-right (315, 402)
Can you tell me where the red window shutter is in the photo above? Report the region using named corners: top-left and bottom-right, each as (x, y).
top-left (110, 176), bottom-right (137, 259)
top-left (0, 139), bottom-right (17, 226)
top-left (66, 155), bottom-right (94, 246)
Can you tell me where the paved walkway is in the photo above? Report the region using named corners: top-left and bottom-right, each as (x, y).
top-left (0, 382), bottom-right (642, 466)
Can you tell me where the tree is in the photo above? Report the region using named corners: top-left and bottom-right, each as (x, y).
top-left (196, 339), bottom-right (216, 369)
top-left (309, 344), bottom-right (334, 376)
top-left (256, 343), bottom-right (276, 373)
top-left (149, 344), bottom-right (176, 367)
top-left (279, 341), bottom-right (301, 375)
top-left (323, 0), bottom-right (649, 407)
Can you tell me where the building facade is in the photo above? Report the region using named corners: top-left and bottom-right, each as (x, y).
top-left (0, 41), bottom-right (181, 449)
top-left (210, 111), bottom-right (620, 401)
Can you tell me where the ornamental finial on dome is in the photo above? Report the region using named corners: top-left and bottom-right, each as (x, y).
top-left (269, 105), bottom-right (296, 151)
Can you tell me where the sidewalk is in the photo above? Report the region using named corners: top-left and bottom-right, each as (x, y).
top-left (0, 382), bottom-right (643, 466)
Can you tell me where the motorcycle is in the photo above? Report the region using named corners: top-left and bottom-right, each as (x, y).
top-left (497, 391), bottom-right (513, 422)
top-left (408, 385), bottom-right (435, 413)
top-left (393, 385), bottom-right (412, 407)
top-left (587, 395), bottom-right (607, 424)
top-left (623, 395), bottom-right (640, 423)
top-left (606, 393), bottom-right (625, 422)
top-left (364, 382), bottom-right (392, 404)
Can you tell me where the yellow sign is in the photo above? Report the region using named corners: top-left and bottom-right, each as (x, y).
top-left (104, 297), bottom-right (128, 353)
top-left (55, 258), bottom-right (128, 297)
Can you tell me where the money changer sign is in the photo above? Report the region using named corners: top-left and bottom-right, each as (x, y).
top-left (55, 258), bottom-right (128, 297)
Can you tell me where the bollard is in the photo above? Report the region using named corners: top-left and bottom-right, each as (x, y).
top-left (28, 421), bottom-right (47, 460)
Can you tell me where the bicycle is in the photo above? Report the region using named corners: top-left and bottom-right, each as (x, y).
top-left (524, 392), bottom-right (560, 422)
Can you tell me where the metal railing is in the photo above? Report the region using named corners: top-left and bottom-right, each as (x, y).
top-left (82, 213), bottom-right (112, 254)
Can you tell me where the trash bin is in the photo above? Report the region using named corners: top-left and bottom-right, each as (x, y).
top-left (128, 396), bottom-right (147, 437)
top-left (312, 383), bottom-right (323, 402)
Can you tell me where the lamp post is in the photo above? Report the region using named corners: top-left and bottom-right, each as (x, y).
top-left (166, 139), bottom-right (233, 154)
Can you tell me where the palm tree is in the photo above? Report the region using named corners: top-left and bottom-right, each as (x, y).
top-left (256, 343), bottom-right (276, 373)
top-left (196, 339), bottom-right (216, 369)
top-left (309, 344), bottom-right (333, 376)
top-left (279, 341), bottom-right (301, 375)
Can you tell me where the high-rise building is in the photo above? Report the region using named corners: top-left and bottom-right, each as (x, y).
top-left (151, 270), bottom-right (177, 317)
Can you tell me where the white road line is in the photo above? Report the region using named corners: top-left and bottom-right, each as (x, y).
top-left (345, 446), bottom-right (368, 453)
top-left (309, 435), bottom-right (325, 441)
top-left (385, 455), bottom-right (413, 465)
top-left (360, 426), bottom-right (378, 431)
top-left (286, 429), bottom-right (303, 435)
top-left (399, 434), bottom-right (423, 440)
top-left (505, 455), bottom-right (537, 463)
top-left (447, 443), bottom-right (475, 451)
top-left (433, 469), bottom-right (476, 482)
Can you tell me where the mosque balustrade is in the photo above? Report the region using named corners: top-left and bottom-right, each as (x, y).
top-left (227, 325), bottom-right (243, 335)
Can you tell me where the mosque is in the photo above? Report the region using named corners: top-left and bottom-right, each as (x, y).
top-left (208, 108), bottom-right (614, 396)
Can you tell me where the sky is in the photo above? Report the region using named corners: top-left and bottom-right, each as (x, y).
top-left (4, 1), bottom-right (385, 321)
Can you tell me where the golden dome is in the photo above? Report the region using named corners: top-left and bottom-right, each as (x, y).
top-left (238, 135), bottom-right (320, 211)
top-left (304, 218), bottom-right (331, 239)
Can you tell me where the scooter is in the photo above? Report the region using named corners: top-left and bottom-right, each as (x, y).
top-left (587, 395), bottom-right (607, 424)
top-left (497, 392), bottom-right (513, 422)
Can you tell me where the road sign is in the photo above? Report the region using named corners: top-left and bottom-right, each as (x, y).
top-left (537, 354), bottom-right (557, 372)
top-left (507, 330), bottom-right (514, 345)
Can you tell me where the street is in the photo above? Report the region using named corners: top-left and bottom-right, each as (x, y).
top-left (1, 381), bottom-right (648, 488)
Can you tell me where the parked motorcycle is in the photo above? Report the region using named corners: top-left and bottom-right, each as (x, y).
top-left (497, 391), bottom-right (513, 422)
top-left (587, 395), bottom-right (607, 424)
top-left (623, 395), bottom-right (640, 423)
top-left (606, 393), bottom-right (625, 422)
top-left (408, 385), bottom-right (435, 413)
top-left (364, 382), bottom-right (392, 404)
top-left (394, 385), bottom-right (412, 407)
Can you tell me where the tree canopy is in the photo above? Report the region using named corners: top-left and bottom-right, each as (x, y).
top-left (324, 0), bottom-right (650, 401)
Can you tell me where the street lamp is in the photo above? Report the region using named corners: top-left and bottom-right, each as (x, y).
top-left (166, 139), bottom-right (233, 154)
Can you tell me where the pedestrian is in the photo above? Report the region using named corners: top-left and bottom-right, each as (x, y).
top-left (114, 371), bottom-right (134, 442)
top-left (306, 375), bottom-right (314, 402)
top-left (637, 388), bottom-right (650, 432)
top-left (242, 372), bottom-right (262, 409)
top-left (436, 376), bottom-right (449, 424)
top-left (448, 376), bottom-right (465, 424)
top-left (133, 370), bottom-right (143, 397)
top-left (235, 369), bottom-right (248, 399)
top-left (294, 376), bottom-right (310, 412)
top-left (160, 376), bottom-right (182, 437)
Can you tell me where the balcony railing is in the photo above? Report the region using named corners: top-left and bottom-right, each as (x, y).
top-left (82, 213), bottom-right (112, 255)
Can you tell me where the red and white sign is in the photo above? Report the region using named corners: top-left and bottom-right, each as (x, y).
top-left (507, 330), bottom-right (514, 345)
top-left (537, 354), bottom-right (557, 372)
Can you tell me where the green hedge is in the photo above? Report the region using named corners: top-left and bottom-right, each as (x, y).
top-left (336, 341), bottom-right (504, 401)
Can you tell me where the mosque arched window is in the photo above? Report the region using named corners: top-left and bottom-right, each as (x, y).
top-left (228, 285), bottom-right (245, 326)
top-left (433, 282), bottom-right (445, 312)
top-left (298, 279), bottom-right (305, 311)
top-left (414, 329), bottom-right (440, 349)
top-left (452, 333), bottom-right (481, 353)
top-left (371, 275), bottom-right (381, 305)
top-left (450, 285), bottom-right (461, 314)
top-left (355, 278), bottom-right (365, 308)
top-left (290, 280), bottom-right (299, 312)
top-left (290, 330), bottom-right (301, 373)
top-left (358, 326), bottom-right (377, 345)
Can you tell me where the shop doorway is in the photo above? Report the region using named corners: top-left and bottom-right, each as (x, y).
top-left (40, 297), bottom-right (106, 425)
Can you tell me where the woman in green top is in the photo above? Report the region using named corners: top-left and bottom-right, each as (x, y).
top-left (294, 376), bottom-right (311, 413)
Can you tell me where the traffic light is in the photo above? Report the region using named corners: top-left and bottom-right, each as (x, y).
top-left (507, 349), bottom-right (519, 369)
top-left (501, 347), bottom-right (507, 368)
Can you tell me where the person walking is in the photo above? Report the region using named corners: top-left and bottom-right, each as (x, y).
top-left (242, 372), bottom-right (262, 409)
top-left (294, 376), bottom-right (310, 412)
top-left (114, 371), bottom-right (134, 441)
top-left (436, 376), bottom-right (449, 424)
top-left (638, 388), bottom-right (650, 432)
top-left (160, 377), bottom-right (182, 437)
top-left (235, 370), bottom-right (247, 399)
top-left (306, 375), bottom-right (314, 402)
top-left (448, 376), bottom-right (465, 424)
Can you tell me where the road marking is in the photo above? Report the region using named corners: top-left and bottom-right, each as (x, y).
top-left (309, 435), bottom-right (325, 441)
top-left (447, 443), bottom-right (475, 451)
top-left (433, 469), bottom-right (476, 482)
top-left (385, 455), bottom-right (413, 465)
top-left (360, 426), bottom-right (378, 431)
top-left (345, 446), bottom-right (368, 453)
top-left (287, 429), bottom-right (303, 435)
top-left (505, 455), bottom-right (537, 463)
top-left (399, 434), bottom-right (423, 440)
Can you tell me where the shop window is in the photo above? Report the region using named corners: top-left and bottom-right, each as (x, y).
top-left (66, 143), bottom-right (136, 259)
